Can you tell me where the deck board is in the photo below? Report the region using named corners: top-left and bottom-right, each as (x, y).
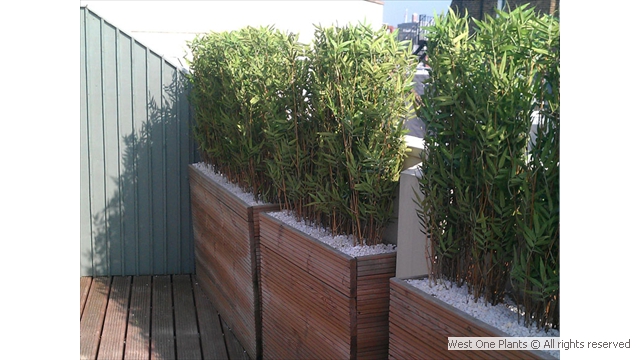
top-left (221, 319), bottom-right (251, 360)
top-left (80, 275), bottom-right (249, 360)
top-left (194, 277), bottom-right (229, 360)
top-left (174, 275), bottom-right (202, 360)
top-left (80, 277), bottom-right (92, 318)
top-left (124, 276), bottom-right (151, 360)
top-left (80, 277), bottom-right (111, 360)
top-left (97, 276), bottom-right (132, 360)
top-left (151, 275), bottom-right (175, 360)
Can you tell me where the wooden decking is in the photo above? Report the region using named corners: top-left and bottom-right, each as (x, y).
top-left (80, 275), bottom-right (250, 360)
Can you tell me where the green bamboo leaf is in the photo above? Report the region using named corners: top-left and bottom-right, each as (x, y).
top-left (532, 47), bottom-right (550, 55)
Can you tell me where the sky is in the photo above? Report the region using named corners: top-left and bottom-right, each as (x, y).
top-left (78, 0), bottom-right (388, 63)
top-left (383, 0), bottom-right (452, 26)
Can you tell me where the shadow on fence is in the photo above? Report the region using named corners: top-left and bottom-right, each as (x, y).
top-left (83, 75), bottom-right (195, 277)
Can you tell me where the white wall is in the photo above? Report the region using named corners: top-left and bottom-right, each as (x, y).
top-left (80, 1), bottom-right (383, 67)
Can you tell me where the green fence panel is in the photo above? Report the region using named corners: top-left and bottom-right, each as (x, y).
top-left (80, 6), bottom-right (197, 276)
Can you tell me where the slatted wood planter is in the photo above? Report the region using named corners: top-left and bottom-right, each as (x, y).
top-left (389, 276), bottom-right (555, 359)
top-left (189, 164), bottom-right (280, 360)
top-left (259, 212), bottom-right (397, 359)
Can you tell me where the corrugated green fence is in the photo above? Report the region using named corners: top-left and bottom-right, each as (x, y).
top-left (80, 6), bottom-right (198, 276)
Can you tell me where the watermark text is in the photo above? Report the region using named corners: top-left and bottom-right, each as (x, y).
top-left (448, 337), bottom-right (631, 351)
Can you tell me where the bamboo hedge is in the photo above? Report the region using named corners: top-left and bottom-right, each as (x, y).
top-left (417, 5), bottom-right (559, 330)
top-left (187, 26), bottom-right (301, 201)
top-left (305, 24), bottom-right (416, 244)
top-left (188, 23), bottom-right (416, 245)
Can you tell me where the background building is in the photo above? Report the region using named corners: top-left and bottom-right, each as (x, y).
top-left (396, 14), bottom-right (434, 52)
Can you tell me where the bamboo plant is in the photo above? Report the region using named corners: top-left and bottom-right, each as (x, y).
top-left (417, 5), bottom-right (559, 329)
top-left (187, 26), bottom-right (303, 201)
top-left (305, 23), bottom-right (416, 245)
top-left (188, 23), bottom-right (416, 246)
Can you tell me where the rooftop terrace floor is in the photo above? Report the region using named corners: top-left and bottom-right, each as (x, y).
top-left (80, 275), bottom-right (250, 360)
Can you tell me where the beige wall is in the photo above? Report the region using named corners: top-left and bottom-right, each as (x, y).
top-left (395, 163), bottom-right (430, 278)
top-left (382, 135), bottom-right (424, 247)
top-left (81, 1), bottom-right (383, 67)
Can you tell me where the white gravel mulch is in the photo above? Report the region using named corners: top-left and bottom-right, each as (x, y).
top-left (193, 162), bottom-right (264, 206)
top-left (406, 277), bottom-right (560, 358)
top-left (267, 210), bottom-right (397, 258)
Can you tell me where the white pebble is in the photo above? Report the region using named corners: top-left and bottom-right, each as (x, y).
top-left (406, 278), bottom-right (560, 358)
top-left (193, 162), bottom-right (264, 206)
top-left (267, 211), bottom-right (396, 257)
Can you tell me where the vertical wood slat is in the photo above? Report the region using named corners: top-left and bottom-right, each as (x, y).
top-left (179, 74), bottom-right (195, 274)
top-left (127, 31), bottom-right (141, 277)
top-left (80, 7), bottom-right (93, 277)
top-left (132, 40), bottom-right (152, 275)
top-left (151, 276), bottom-right (175, 360)
top-left (165, 64), bottom-right (181, 274)
top-left (80, 277), bottom-right (111, 360)
top-left (97, 277), bottom-right (132, 360)
top-left (80, 6), bottom-right (196, 277)
top-left (102, 19), bottom-right (122, 276)
top-left (124, 276), bottom-right (151, 360)
top-left (173, 275), bottom-right (202, 360)
top-left (85, 8), bottom-right (108, 276)
top-left (149, 52), bottom-right (166, 275)
top-left (356, 255), bottom-right (396, 359)
top-left (117, 29), bottom-right (138, 276)
top-left (145, 45), bottom-right (159, 276)
top-left (115, 23), bottom-right (127, 276)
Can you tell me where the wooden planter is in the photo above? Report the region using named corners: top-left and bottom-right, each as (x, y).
top-left (189, 164), bottom-right (280, 360)
top-left (389, 276), bottom-right (555, 359)
top-left (259, 212), bottom-right (397, 359)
